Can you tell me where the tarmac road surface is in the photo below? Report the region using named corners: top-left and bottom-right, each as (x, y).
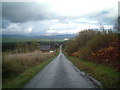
top-left (24, 50), bottom-right (97, 88)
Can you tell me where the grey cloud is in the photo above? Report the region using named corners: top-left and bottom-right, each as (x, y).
top-left (2, 2), bottom-right (56, 23)
top-left (3, 2), bottom-right (116, 25)
top-left (86, 9), bottom-right (116, 25)
top-left (2, 19), bottom-right (11, 28)
top-left (2, 2), bottom-right (117, 36)
top-left (2, 2), bottom-right (78, 23)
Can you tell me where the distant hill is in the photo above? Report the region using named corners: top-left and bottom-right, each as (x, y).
top-left (2, 34), bottom-right (28, 38)
top-left (2, 34), bottom-right (76, 39)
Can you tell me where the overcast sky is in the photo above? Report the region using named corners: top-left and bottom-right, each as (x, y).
top-left (1, 0), bottom-right (119, 36)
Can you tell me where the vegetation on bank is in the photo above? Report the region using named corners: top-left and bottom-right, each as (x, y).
top-left (64, 29), bottom-right (119, 88)
top-left (3, 51), bottom-right (57, 88)
top-left (66, 56), bottom-right (120, 88)
top-left (64, 30), bottom-right (119, 71)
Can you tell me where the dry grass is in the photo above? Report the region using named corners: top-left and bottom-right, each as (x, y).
top-left (3, 51), bottom-right (56, 78)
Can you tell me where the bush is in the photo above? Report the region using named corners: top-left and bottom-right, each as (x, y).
top-left (64, 29), bottom-right (119, 71)
top-left (65, 29), bottom-right (97, 55)
top-left (65, 39), bottom-right (79, 55)
top-left (80, 32), bottom-right (118, 59)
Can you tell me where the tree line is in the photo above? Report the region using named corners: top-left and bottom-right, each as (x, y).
top-left (2, 41), bottom-right (64, 53)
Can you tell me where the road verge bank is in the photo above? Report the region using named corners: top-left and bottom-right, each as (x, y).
top-left (65, 55), bottom-right (119, 88)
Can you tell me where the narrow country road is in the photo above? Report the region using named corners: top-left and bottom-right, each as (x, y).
top-left (24, 46), bottom-right (97, 88)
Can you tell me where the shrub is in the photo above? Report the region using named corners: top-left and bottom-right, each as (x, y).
top-left (65, 29), bottom-right (98, 55)
top-left (64, 29), bottom-right (119, 71)
top-left (80, 32), bottom-right (118, 59)
top-left (65, 39), bottom-right (79, 55)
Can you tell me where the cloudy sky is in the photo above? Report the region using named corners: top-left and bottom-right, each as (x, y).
top-left (1, 0), bottom-right (119, 36)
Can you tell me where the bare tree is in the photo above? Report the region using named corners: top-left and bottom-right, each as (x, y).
top-left (113, 16), bottom-right (120, 33)
top-left (99, 23), bottom-right (105, 33)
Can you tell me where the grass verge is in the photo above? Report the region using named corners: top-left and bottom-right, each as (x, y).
top-left (66, 56), bottom-right (120, 88)
top-left (3, 53), bottom-right (58, 88)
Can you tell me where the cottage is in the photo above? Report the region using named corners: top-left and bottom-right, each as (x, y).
top-left (40, 45), bottom-right (51, 52)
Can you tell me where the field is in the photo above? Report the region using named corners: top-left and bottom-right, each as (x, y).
top-left (3, 51), bottom-right (57, 88)
top-left (2, 38), bottom-right (64, 43)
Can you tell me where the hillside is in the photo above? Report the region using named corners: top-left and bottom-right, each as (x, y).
top-left (64, 30), bottom-right (119, 71)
